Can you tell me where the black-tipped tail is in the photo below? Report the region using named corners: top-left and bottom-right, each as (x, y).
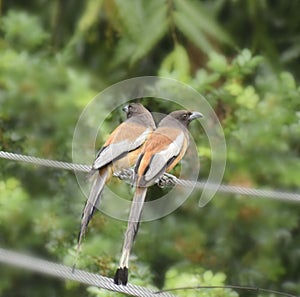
top-left (114, 267), bottom-right (128, 285)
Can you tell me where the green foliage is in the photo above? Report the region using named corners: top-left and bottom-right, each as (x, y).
top-left (173, 0), bottom-right (232, 53)
top-left (0, 10), bottom-right (96, 158)
top-left (1, 10), bottom-right (49, 51)
top-left (0, 178), bottom-right (29, 227)
top-left (0, 1), bottom-right (300, 297)
top-left (216, 1), bottom-right (300, 76)
top-left (0, 9), bottom-right (96, 297)
top-left (159, 44), bottom-right (191, 82)
top-left (111, 0), bottom-right (169, 66)
top-left (77, 0), bottom-right (104, 34)
top-left (164, 268), bottom-right (238, 297)
top-left (63, 0), bottom-right (231, 74)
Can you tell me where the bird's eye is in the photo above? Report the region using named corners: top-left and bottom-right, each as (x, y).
top-left (182, 113), bottom-right (188, 120)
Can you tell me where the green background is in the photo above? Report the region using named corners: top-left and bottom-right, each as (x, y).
top-left (0, 1), bottom-right (300, 296)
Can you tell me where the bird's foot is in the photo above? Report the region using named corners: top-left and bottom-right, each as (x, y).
top-left (114, 267), bottom-right (128, 285)
top-left (113, 168), bottom-right (135, 183)
top-left (157, 173), bottom-right (177, 188)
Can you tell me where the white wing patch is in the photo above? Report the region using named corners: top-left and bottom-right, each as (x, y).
top-left (144, 132), bottom-right (185, 182)
top-left (131, 127), bottom-right (151, 148)
top-left (93, 127), bottom-right (151, 169)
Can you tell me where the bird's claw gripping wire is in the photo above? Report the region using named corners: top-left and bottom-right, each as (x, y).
top-left (113, 168), bottom-right (135, 184)
top-left (113, 168), bottom-right (178, 188)
top-left (157, 173), bottom-right (178, 188)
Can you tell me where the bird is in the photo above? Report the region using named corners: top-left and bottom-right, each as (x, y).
top-left (114, 109), bottom-right (203, 285)
top-left (75, 103), bottom-right (156, 267)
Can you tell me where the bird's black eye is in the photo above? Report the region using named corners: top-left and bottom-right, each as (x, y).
top-left (182, 113), bottom-right (188, 120)
top-left (129, 104), bottom-right (138, 112)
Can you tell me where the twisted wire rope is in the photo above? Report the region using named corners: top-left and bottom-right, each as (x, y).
top-left (0, 248), bottom-right (176, 297)
top-left (1, 150), bottom-right (299, 203)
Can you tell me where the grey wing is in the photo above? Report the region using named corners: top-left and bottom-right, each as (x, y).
top-left (142, 132), bottom-right (185, 184)
top-left (93, 127), bottom-right (151, 169)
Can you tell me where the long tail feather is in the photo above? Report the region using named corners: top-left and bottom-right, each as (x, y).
top-left (73, 168), bottom-right (109, 271)
top-left (114, 187), bottom-right (147, 285)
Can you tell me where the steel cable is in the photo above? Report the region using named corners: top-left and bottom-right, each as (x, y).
top-left (0, 248), bottom-right (176, 297)
top-left (1, 150), bottom-right (300, 203)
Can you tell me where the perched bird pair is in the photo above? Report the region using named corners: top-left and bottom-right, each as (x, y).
top-left (76, 103), bottom-right (203, 285)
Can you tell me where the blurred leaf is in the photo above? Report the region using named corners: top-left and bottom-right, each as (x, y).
top-left (164, 266), bottom-right (238, 297)
top-left (173, 0), bottom-right (233, 52)
top-left (77, 0), bottom-right (104, 33)
top-left (207, 52), bottom-right (228, 73)
top-left (236, 86), bottom-right (259, 109)
top-left (0, 178), bottom-right (28, 224)
top-left (2, 10), bottom-right (49, 50)
top-left (174, 11), bottom-right (213, 53)
top-left (159, 44), bottom-right (191, 81)
top-left (280, 71), bottom-right (297, 90)
top-left (112, 0), bottom-right (168, 66)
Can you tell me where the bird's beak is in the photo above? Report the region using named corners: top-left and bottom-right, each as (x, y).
top-left (122, 105), bottom-right (129, 113)
top-left (189, 111), bottom-right (203, 121)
